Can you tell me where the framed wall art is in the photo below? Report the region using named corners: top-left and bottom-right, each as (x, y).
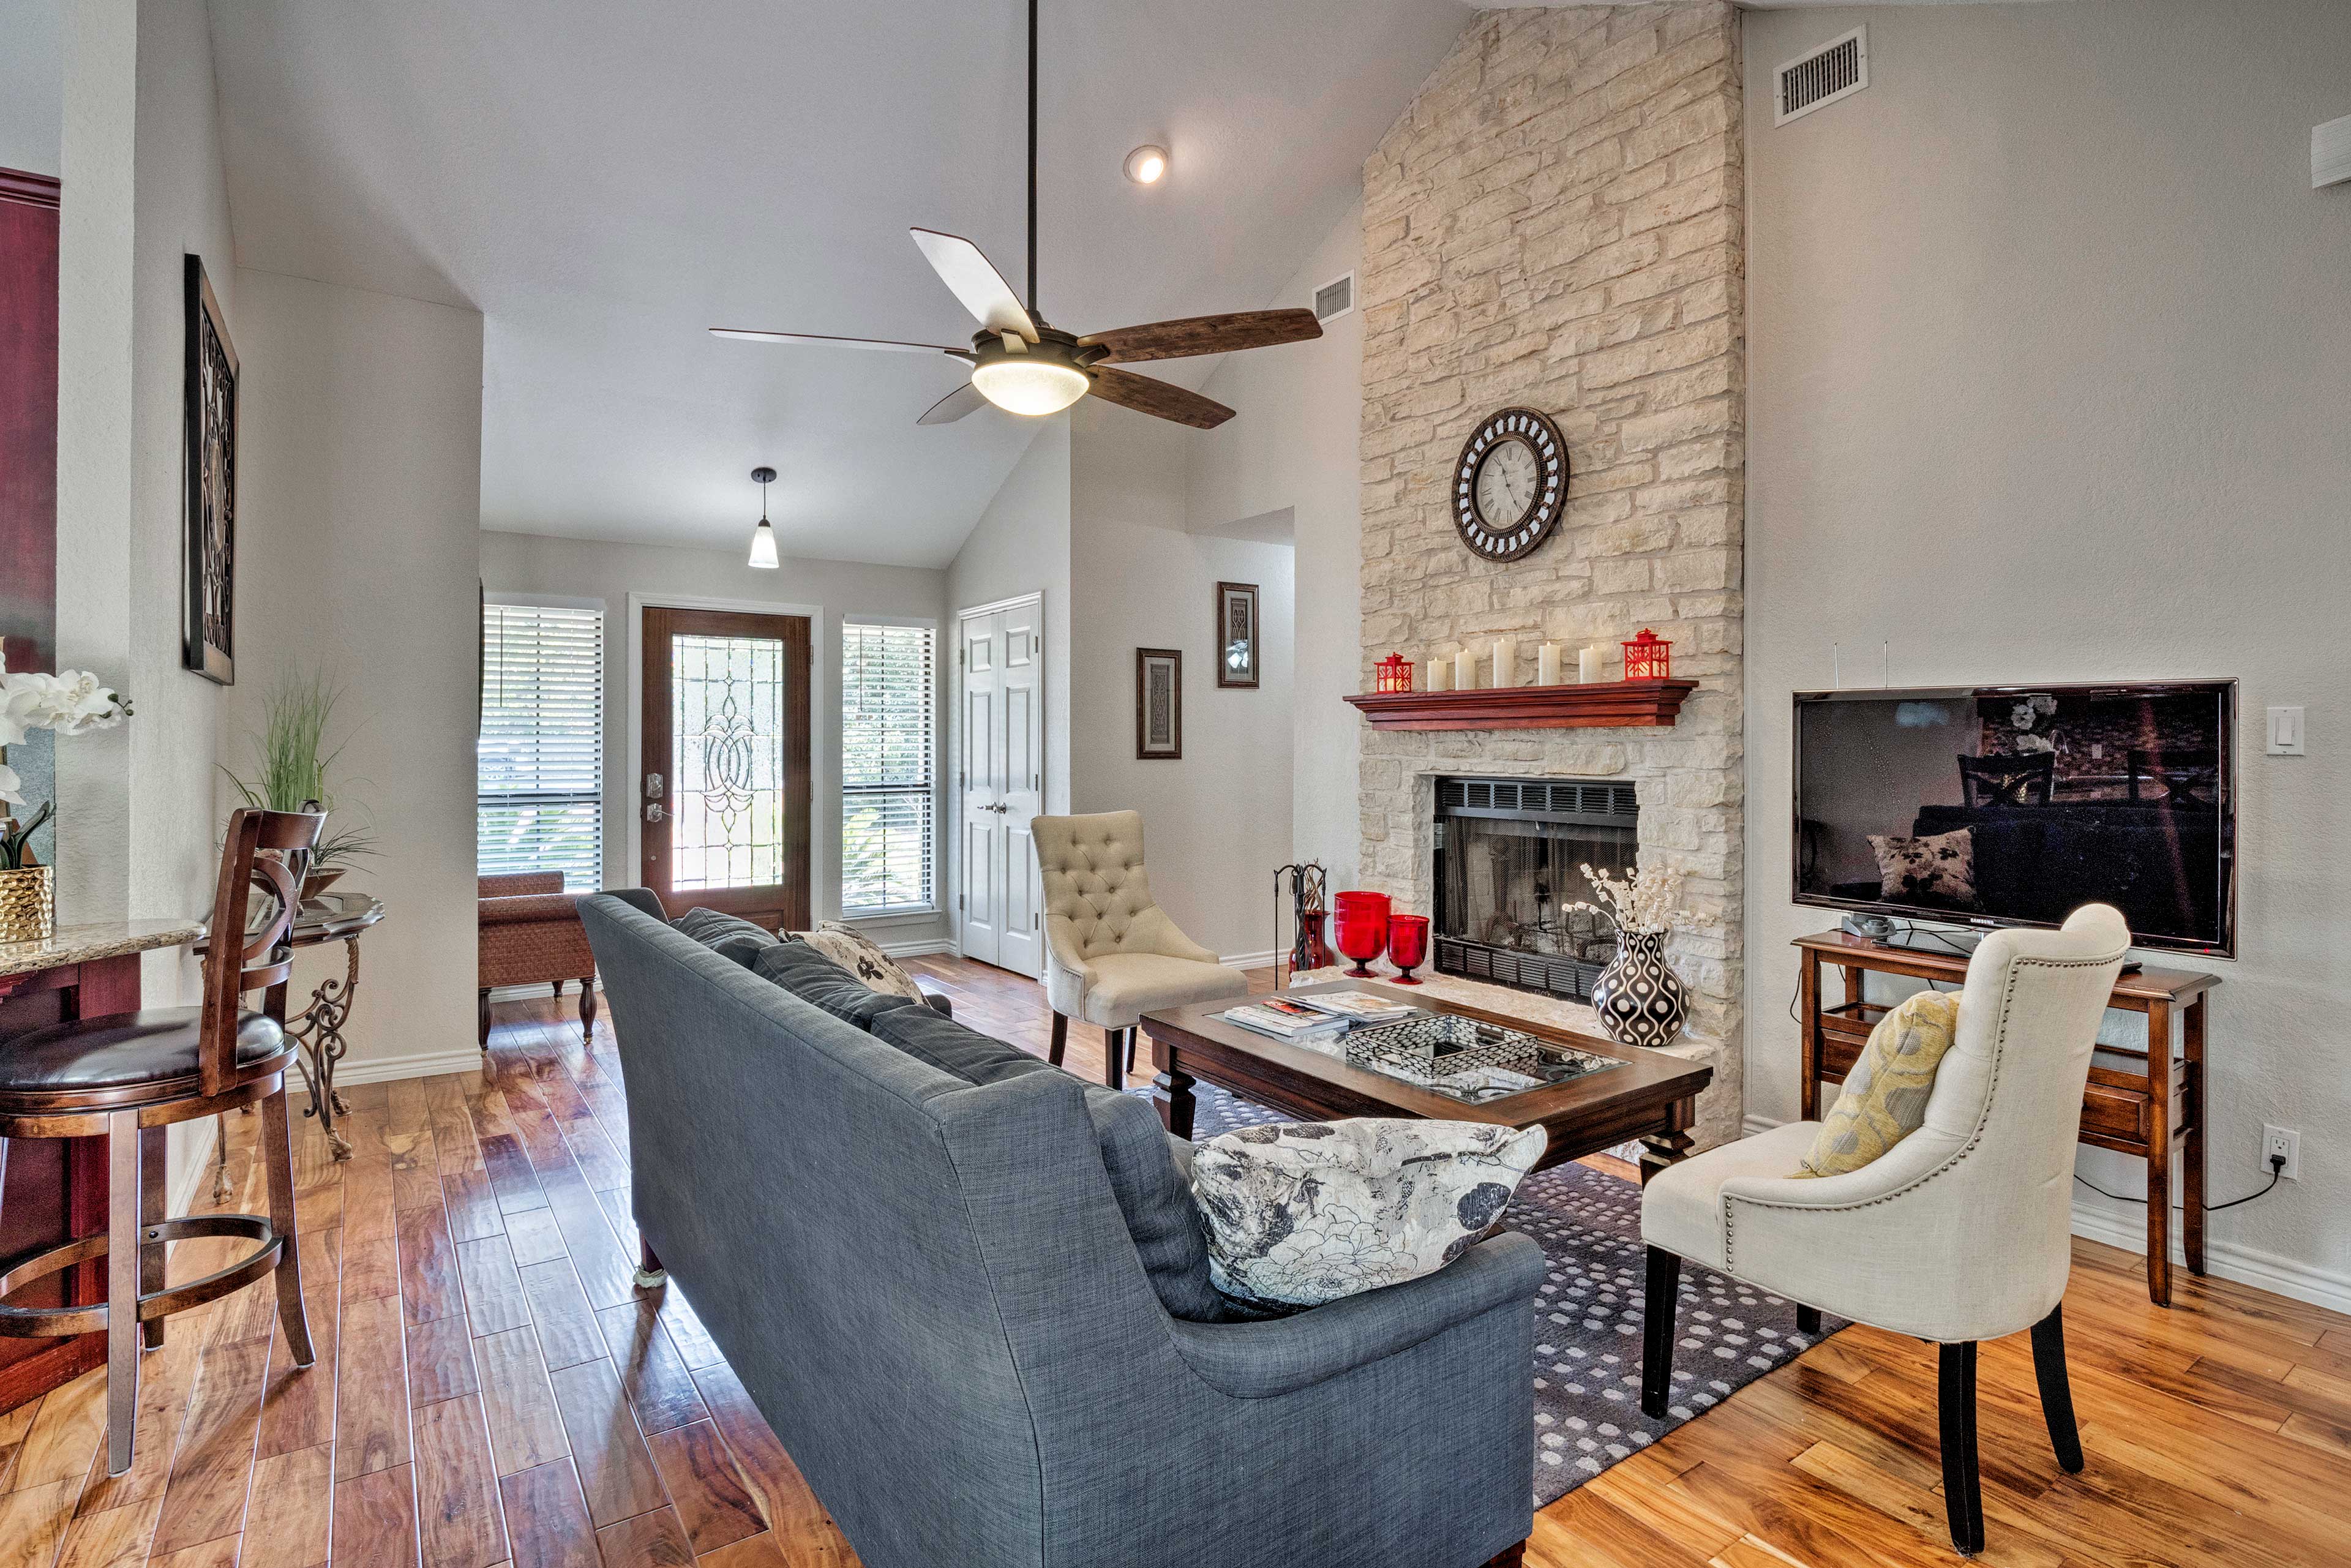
top-left (182, 254), bottom-right (238, 684)
top-left (1135, 647), bottom-right (1183, 759)
top-left (1215, 580), bottom-right (1259, 689)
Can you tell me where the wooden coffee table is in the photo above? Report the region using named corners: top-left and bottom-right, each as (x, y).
top-left (1141, 980), bottom-right (1714, 1182)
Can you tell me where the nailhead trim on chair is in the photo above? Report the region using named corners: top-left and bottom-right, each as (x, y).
top-left (1722, 951), bottom-right (2121, 1274)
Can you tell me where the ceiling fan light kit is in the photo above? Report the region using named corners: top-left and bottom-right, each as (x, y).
top-left (748, 465), bottom-right (781, 569)
top-left (971, 348), bottom-right (1090, 416)
top-left (708, 0), bottom-right (1318, 431)
top-left (1123, 143), bottom-right (1169, 184)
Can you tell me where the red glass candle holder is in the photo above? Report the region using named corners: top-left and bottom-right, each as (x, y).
top-left (1373, 652), bottom-right (1414, 693)
top-left (1332, 891), bottom-right (1391, 978)
top-left (1385, 913), bottom-right (1430, 985)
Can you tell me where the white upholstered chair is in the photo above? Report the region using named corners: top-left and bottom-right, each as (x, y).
top-left (1030, 811), bottom-right (1248, 1089)
top-left (1641, 904), bottom-right (2130, 1556)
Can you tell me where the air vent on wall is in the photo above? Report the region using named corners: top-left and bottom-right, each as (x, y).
top-left (1775, 26), bottom-right (1867, 127)
top-left (1313, 272), bottom-right (1354, 323)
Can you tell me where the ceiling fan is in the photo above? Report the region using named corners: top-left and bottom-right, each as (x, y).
top-left (708, 0), bottom-right (1321, 430)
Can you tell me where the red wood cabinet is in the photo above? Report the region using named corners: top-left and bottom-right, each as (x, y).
top-left (0, 954), bottom-right (141, 1412)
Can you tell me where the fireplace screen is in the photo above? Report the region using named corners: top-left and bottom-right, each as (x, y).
top-left (1433, 778), bottom-right (1638, 1003)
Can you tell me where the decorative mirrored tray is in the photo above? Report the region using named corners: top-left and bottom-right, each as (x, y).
top-left (1338, 1013), bottom-right (1627, 1105)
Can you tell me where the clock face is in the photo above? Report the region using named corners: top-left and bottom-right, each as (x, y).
top-left (1474, 438), bottom-right (1541, 529)
top-left (1453, 407), bottom-right (1569, 561)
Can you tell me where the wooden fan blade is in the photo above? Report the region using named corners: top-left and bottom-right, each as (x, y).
top-left (917, 381), bottom-right (990, 426)
top-left (909, 228), bottom-right (1038, 343)
top-left (1078, 309), bottom-right (1321, 364)
top-left (1087, 367), bottom-right (1234, 429)
top-left (709, 328), bottom-right (972, 358)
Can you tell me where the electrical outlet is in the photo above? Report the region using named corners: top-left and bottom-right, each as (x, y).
top-left (2262, 1125), bottom-right (2300, 1182)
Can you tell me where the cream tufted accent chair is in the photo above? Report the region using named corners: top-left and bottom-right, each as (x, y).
top-left (1030, 811), bottom-right (1247, 1089)
top-left (1640, 904), bottom-right (2130, 1556)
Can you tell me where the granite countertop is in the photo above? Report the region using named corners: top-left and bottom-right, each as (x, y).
top-left (0, 918), bottom-right (207, 978)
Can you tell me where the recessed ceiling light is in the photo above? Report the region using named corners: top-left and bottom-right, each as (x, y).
top-left (1123, 144), bottom-right (1168, 185)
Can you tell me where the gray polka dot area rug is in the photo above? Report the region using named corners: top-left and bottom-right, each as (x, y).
top-left (1171, 1083), bottom-right (1846, 1508)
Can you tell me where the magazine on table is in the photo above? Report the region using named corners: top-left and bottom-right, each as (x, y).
top-left (1218, 997), bottom-right (1355, 1041)
top-left (1284, 989), bottom-right (1420, 1024)
top-left (1220, 991), bottom-right (1423, 1041)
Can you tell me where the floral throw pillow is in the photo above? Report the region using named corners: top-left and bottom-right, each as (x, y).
top-left (1189, 1119), bottom-right (1547, 1308)
top-left (789, 923), bottom-right (928, 1002)
top-left (1867, 827), bottom-right (1978, 907)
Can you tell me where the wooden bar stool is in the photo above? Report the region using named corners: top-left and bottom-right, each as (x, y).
top-left (0, 808), bottom-right (323, 1474)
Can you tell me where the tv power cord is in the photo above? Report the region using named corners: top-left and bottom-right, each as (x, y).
top-left (2076, 1149), bottom-right (2287, 1214)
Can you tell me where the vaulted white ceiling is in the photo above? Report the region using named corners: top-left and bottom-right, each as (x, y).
top-left (207, 0), bottom-right (1473, 567)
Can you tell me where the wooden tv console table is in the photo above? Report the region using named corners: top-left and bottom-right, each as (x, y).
top-left (1794, 930), bottom-right (2218, 1308)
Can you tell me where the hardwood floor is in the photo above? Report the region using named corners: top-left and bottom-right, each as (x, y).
top-left (2, 954), bottom-right (2345, 1568)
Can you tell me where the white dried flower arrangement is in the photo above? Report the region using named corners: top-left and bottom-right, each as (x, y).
top-left (1571, 862), bottom-right (1707, 937)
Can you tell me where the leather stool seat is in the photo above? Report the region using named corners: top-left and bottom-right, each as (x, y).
top-left (0, 1010), bottom-right (285, 1095)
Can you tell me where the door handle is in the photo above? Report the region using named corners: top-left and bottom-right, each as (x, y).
top-left (644, 802), bottom-right (666, 823)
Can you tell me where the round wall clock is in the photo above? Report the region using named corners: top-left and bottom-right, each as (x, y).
top-left (1452, 407), bottom-right (1569, 562)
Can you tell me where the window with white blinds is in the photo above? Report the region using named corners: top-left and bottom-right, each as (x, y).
top-left (840, 621), bottom-right (936, 914)
top-left (478, 603), bottom-right (604, 891)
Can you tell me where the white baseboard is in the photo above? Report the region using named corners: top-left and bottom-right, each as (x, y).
top-left (487, 980), bottom-right (594, 1003)
top-left (1739, 1111), bottom-right (2351, 1316)
top-left (880, 938), bottom-right (958, 958)
top-left (170, 1115), bottom-right (220, 1218)
top-left (328, 1046), bottom-right (495, 1089)
top-left (2066, 1198), bottom-right (2351, 1317)
top-left (1221, 949), bottom-right (1284, 970)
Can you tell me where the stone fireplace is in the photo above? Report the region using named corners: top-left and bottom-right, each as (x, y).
top-left (1353, 4), bottom-right (1747, 1147)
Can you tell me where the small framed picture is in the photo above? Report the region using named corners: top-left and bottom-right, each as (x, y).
top-left (183, 254), bottom-right (238, 685)
top-left (1215, 580), bottom-right (1259, 689)
top-left (1135, 648), bottom-right (1183, 760)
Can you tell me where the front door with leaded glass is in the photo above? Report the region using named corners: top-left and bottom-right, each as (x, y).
top-left (640, 607), bottom-right (812, 930)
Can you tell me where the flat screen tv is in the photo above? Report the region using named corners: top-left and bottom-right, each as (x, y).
top-left (1793, 681), bottom-right (2235, 956)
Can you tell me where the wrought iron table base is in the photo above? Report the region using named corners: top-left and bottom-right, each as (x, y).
top-left (212, 935), bottom-right (363, 1201)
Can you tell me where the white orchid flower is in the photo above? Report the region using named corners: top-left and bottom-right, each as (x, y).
top-left (0, 762), bottom-right (21, 807)
top-left (0, 667), bottom-right (129, 737)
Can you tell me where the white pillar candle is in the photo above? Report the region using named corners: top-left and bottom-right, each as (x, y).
top-left (1427, 655), bottom-right (1451, 692)
top-left (1492, 637), bottom-right (1518, 689)
top-left (1578, 644), bottom-right (1603, 683)
top-left (1537, 642), bottom-right (1562, 686)
top-left (1455, 647), bottom-right (1479, 691)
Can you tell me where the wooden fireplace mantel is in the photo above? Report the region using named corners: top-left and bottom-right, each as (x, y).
top-left (1344, 678), bottom-right (1698, 730)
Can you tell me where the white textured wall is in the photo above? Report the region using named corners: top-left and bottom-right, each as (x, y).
top-left (0, 0), bottom-right (62, 177)
top-left (945, 421), bottom-right (1073, 813)
top-left (1070, 399), bottom-right (1295, 963)
top-left (478, 530), bottom-right (950, 947)
top-left (1187, 203), bottom-right (1365, 890)
top-left (1743, 1), bottom-right (2351, 1301)
top-left (53, 0), bottom-right (238, 1202)
top-left (228, 269), bottom-right (484, 1081)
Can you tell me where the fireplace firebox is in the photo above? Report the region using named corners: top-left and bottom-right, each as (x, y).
top-left (1433, 777), bottom-right (1638, 1002)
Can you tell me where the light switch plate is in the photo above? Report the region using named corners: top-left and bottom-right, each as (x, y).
top-left (2267, 706), bottom-right (2306, 756)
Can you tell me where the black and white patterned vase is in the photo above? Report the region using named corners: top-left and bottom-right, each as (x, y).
top-left (1590, 929), bottom-right (1688, 1049)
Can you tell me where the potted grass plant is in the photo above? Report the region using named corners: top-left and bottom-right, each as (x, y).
top-left (0, 656), bottom-right (133, 941)
top-left (223, 670), bottom-right (377, 898)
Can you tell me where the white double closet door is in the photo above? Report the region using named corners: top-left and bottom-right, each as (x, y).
top-left (957, 596), bottom-right (1045, 975)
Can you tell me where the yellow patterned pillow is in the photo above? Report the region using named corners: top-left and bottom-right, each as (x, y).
top-left (1794, 989), bottom-right (1961, 1178)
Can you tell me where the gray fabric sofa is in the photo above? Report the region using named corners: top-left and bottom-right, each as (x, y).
top-left (580, 892), bottom-right (1543, 1568)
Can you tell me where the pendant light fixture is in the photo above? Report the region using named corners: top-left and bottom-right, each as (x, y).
top-left (747, 466), bottom-right (780, 569)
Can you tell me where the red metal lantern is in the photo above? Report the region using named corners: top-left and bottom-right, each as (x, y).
top-left (1622, 629), bottom-right (1672, 680)
top-left (1373, 652), bottom-right (1414, 693)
